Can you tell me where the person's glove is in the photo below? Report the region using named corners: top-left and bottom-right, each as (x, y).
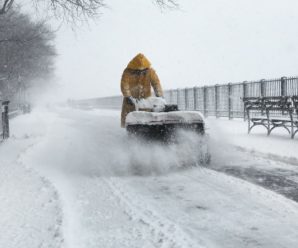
top-left (155, 94), bottom-right (164, 99)
top-left (126, 96), bottom-right (136, 106)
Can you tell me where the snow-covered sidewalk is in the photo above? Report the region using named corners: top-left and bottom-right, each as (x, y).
top-left (0, 112), bottom-right (63, 248)
top-left (207, 117), bottom-right (298, 163)
top-left (206, 117), bottom-right (298, 202)
top-left (1, 108), bottom-right (298, 248)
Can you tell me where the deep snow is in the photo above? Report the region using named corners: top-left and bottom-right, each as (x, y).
top-left (1, 107), bottom-right (298, 248)
top-left (207, 117), bottom-right (298, 163)
top-left (0, 112), bottom-right (63, 248)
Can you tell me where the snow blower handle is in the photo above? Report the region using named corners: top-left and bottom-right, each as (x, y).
top-left (126, 96), bottom-right (135, 105)
top-left (126, 96), bottom-right (139, 109)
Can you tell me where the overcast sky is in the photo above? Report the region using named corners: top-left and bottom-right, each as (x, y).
top-left (53, 0), bottom-right (298, 99)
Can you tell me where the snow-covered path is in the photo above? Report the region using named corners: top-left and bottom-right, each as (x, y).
top-left (207, 118), bottom-right (298, 202)
top-left (1, 107), bottom-right (298, 248)
top-left (0, 113), bottom-right (63, 248)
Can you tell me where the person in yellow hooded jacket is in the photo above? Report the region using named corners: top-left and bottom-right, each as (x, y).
top-left (120, 53), bottom-right (164, 127)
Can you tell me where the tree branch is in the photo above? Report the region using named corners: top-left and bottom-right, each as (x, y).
top-left (154, 0), bottom-right (179, 9)
top-left (0, 0), bottom-right (14, 15)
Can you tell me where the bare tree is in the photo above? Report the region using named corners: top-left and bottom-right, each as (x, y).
top-left (154, 0), bottom-right (179, 9)
top-left (0, 0), bottom-right (14, 14)
top-left (0, 10), bottom-right (55, 99)
top-left (36, 0), bottom-right (106, 22)
top-left (0, 1), bottom-right (178, 20)
top-left (0, 0), bottom-right (179, 101)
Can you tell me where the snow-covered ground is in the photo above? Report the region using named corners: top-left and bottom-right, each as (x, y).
top-left (207, 117), bottom-right (298, 162)
top-left (207, 117), bottom-right (298, 201)
top-left (1, 107), bottom-right (298, 248)
top-left (0, 112), bottom-right (63, 248)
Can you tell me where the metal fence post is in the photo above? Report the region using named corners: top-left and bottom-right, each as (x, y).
top-left (169, 90), bottom-right (173, 104)
top-left (260, 79), bottom-right (266, 97)
top-left (177, 89), bottom-right (180, 108)
top-left (215, 85), bottom-right (219, 118)
top-left (228, 83), bottom-right (232, 119)
top-left (184, 88), bottom-right (188, 110)
top-left (203, 86), bottom-right (207, 117)
top-left (193, 87), bottom-right (198, 110)
top-left (2, 101), bottom-right (10, 139)
top-left (0, 99), bottom-right (1, 137)
top-left (243, 81), bottom-right (248, 121)
top-left (281, 77), bottom-right (287, 96)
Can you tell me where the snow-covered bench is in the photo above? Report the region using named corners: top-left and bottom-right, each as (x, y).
top-left (243, 96), bottom-right (298, 139)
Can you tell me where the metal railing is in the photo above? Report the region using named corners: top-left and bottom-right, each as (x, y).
top-left (0, 101), bottom-right (10, 140)
top-left (71, 76), bottom-right (298, 119)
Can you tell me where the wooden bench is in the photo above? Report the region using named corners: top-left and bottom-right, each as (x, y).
top-left (243, 96), bottom-right (298, 139)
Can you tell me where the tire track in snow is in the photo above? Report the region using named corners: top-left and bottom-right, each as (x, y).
top-left (19, 144), bottom-right (64, 248)
top-left (15, 137), bottom-right (79, 248)
top-left (105, 177), bottom-right (203, 248)
top-left (74, 178), bottom-right (158, 248)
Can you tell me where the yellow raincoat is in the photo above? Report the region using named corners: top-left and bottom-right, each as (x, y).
top-left (120, 54), bottom-right (163, 127)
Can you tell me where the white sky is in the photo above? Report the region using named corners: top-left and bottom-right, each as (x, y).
top-left (53, 0), bottom-right (298, 99)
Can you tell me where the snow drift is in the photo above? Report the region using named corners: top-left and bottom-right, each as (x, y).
top-left (21, 108), bottom-right (209, 177)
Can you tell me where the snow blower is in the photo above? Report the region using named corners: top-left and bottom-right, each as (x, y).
top-left (125, 97), bottom-right (210, 164)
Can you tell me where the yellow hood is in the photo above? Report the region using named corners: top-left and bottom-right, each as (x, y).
top-left (127, 53), bottom-right (151, 70)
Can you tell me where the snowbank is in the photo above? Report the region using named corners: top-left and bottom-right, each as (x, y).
top-left (0, 112), bottom-right (63, 248)
top-left (207, 117), bottom-right (298, 164)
